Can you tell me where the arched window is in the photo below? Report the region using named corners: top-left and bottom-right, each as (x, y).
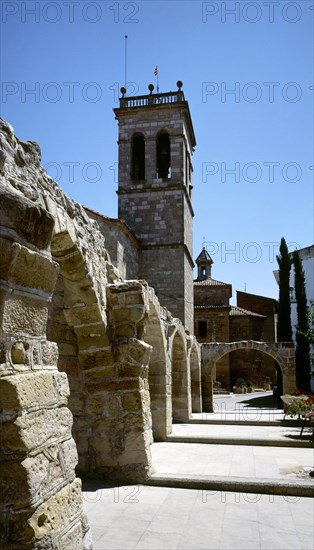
top-left (132, 134), bottom-right (145, 180)
top-left (156, 132), bottom-right (170, 179)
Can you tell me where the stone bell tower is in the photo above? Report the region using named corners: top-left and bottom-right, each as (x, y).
top-left (114, 81), bottom-right (196, 333)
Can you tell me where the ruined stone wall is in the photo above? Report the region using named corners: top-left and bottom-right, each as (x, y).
top-left (0, 117), bottom-right (202, 547)
top-left (0, 119), bottom-right (155, 548)
top-left (0, 186), bottom-right (91, 549)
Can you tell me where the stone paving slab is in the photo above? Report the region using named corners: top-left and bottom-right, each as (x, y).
top-left (168, 422), bottom-right (314, 447)
top-left (146, 473), bottom-right (314, 497)
top-left (151, 441), bottom-right (314, 478)
top-left (191, 411), bottom-right (284, 424)
top-left (83, 484), bottom-right (314, 549)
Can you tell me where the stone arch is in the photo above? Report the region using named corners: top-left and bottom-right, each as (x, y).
top-left (49, 226), bottom-right (154, 481)
top-left (50, 227), bottom-right (110, 475)
top-left (170, 327), bottom-right (190, 422)
top-left (202, 341), bottom-right (295, 412)
top-left (143, 290), bottom-right (171, 440)
top-left (190, 343), bottom-right (202, 413)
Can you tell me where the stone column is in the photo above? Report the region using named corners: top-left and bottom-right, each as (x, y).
top-left (105, 281), bottom-right (154, 481)
top-left (201, 345), bottom-right (214, 412)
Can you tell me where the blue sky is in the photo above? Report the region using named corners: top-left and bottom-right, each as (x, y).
top-left (1, 0), bottom-right (313, 301)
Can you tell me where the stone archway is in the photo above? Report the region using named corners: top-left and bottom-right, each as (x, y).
top-left (202, 341), bottom-right (295, 412)
top-left (143, 290), bottom-right (171, 440)
top-left (171, 328), bottom-right (191, 422)
top-left (190, 344), bottom-right (202, 413)
top-left (49, 226), bottom-right (154, 481)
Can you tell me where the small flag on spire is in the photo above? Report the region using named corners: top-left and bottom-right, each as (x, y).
top-left (154, 66), bottom-right (158, 76)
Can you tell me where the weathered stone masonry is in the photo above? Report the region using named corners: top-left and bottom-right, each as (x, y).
top-left (0, 117), bottom-right (202, 548)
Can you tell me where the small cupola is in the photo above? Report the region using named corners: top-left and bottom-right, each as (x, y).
top-left (195, 248), bottom-right (213, 280)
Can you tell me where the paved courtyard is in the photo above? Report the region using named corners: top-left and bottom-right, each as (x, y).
top-left (83, 484), bottom-right (313, 550)
top-left (83, 393), bottom-right (314, 549)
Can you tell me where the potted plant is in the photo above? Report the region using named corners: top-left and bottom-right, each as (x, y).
top-left (233, 378), bottom-right (246, 394)
top-left (246, 379), bottom-right (253, 393)
top-left (282, 388), bottom-right (308, 408)
top-left (286, 395), bottom-right (314, 418)
top-left (264, 376), bottom-right (272, 390)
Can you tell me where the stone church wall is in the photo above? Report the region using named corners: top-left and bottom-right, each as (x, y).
top-left (85, 209), bottom-right (140, 281)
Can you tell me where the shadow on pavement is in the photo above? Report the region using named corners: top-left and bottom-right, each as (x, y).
top-left (238, 394), bottom-right (283, 409)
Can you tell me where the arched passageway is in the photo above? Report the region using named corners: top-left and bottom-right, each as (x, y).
top-left (190, 345), bottom-right (202, 413)
top-left (144, 296), bottom-right (171, 440)
top-left (171, 331), bottom-right (190, 422)
top-left (202, 341), bottom-right (295, 412)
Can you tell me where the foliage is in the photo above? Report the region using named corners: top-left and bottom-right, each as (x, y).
top-left (286, 396), bottom-right (314, 418)
top-left (299, 300), bottom-right (314, 375)
top-left (293, 251), bottom-right (311, 392)
top-left (289, 388), bottom-right (308, 396)
top-left (235, 377), bottom-right (246, 387)
top-left (245, 379), bottom-right (253, 388)
top-left (264, 376), bottom-right (272, 387)
top-left (276, 238), bottom-right (292, 342)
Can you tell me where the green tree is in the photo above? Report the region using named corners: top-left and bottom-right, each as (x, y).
top-left (276, 238), bottom-right (292, 342)
top-left (302, 300), bottom-right (314, 379)
top-left (293, 250), bottom-right (311, 392)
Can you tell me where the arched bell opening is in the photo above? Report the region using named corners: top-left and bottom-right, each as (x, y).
top-left (156, 132), bottom-right (171, 179)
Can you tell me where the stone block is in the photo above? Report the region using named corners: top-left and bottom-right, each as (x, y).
top-left (0, 407), bottom-right (73, 452)
top-left (56, 520), bottom-right (83, 550)
top-left (27, 479), bottom-right (83, 542)
top-left (114, 338), bottom-right (151, 366)
top-left (0, 290), bottom-right (49, 336)
top-left (0, 240), bottom-right (59, 294)
top-left (58, 250), bottom-right (88, 282)
top-left (74, 322), bottom-right (110, 350)
top-left (0, 437), bottom-right (77, 510)
top-left (118, 364), bottom-right (148, 378)
top-left (112, 305), bottom-right (146, 324)
top-left (42, 340), bottom-right (59, 366)
top-left (58, 342), bottom-right (77, 357)
top-left (0, 371), bottom-right (69, 414)
top-left (85, 396), bottom-right (105, 416)
top-left (63, 277), bottom-right (97, 308)
top-left (125, 293), bottom-right (145, 306)
top-left (86, 378), bottom-right (140, 394)
top-left (64, 303), bottom-right (103, 327)
top-left (113, 324), bottom-right (136, 338)
top-left (108, 395), bottom-right (121, 415)
top-left (79, 348), bottom-right (114, 370)
top-left (121, 392), bottom-right (142, 411)
top-left (83, 366), bottom-right (116, 380)
top-left (68, 395), bottom-right (85, 414)
top-left (0, 187), bottom-right (54, 249)
top-left (51, 226), bottom-right (76, 257)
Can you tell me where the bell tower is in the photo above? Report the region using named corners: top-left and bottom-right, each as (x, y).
top-left (114, 81), bottom-right (196, 333)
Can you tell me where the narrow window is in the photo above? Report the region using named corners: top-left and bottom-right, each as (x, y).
top-left (132, 135), bottom-right (145, 180)
top-left (198, 321), bottom-right (207, 337)
top-left (157, 132), bottom-right (170, 179)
